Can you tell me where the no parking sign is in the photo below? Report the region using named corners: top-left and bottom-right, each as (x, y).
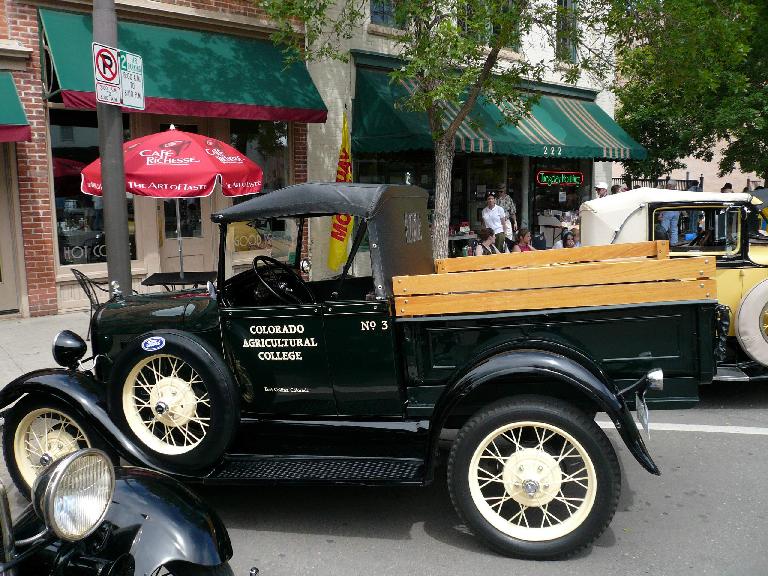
top-left (92, 42), bottom-right (144, 110)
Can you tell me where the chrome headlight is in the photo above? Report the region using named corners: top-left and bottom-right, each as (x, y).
top-left (32, 449), bottom-right (115, 541)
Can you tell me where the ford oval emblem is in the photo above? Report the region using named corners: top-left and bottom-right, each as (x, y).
top-left (141, 336), bottom-right (165, 352)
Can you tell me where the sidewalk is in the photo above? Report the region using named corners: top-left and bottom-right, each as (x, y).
top-left (0, 311), bottom-right (90, 383)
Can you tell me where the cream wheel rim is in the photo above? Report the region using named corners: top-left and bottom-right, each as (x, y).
top-left (13, 408), bottom-right (91, 489)
top-left (468, 420), bottom-right (597, 542)
top-left (123, 354), bottom-right (210, 455)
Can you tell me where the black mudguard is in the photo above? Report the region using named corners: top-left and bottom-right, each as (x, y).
top-left (431, 349), bottom-right (660, 475)
top-left (0, 368), bottom-right (207, 477)
top-left (12, 468), bottom-right (232, 575)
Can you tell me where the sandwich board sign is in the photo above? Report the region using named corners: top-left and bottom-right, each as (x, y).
top-left (92, 42), bottom-right (145, 110)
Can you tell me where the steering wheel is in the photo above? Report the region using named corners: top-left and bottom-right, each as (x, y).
top-left (252, 255), bottom-right (315, 305)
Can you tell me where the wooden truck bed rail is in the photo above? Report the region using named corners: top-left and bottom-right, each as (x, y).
top-left (393, 241), bottom-right (716, 317)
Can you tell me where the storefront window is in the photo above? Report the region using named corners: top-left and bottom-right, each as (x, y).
top-left (229, 120), bottom-right (291, 256)
top-left (50, 109), bottom-right (136, 266)
top-left (530, 159), bottom-right (591, 248)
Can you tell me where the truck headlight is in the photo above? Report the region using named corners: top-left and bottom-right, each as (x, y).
top-left (32, 449), bottom-right (115, 541)
top-left (52, 330), bottom-right (87, 369)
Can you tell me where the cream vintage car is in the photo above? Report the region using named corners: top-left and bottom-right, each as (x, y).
top-left (581, 187), bottom-right (768, 383)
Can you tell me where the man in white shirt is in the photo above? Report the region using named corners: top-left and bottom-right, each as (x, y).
top-left (481, 192), bottom-right (508, 252)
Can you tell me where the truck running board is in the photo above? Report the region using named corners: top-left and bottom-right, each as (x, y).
top-left (205, 456), bottom-right (426, 484)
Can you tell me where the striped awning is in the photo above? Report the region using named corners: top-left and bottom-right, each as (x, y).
top-left (352, 67), bottom-right (646, 160)
top-left (494, 95), bottom-right (646, 160)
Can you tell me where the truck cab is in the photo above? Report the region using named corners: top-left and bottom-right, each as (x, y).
top-left (581, 188), bottom-right (768, 381)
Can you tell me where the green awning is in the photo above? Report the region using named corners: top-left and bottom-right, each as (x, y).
top-left (39, 9), bottom-right (327, 123)
top-left (0, 72), bottom-right (31, 142)
top-left (352, 67), bottom-right (645, 160)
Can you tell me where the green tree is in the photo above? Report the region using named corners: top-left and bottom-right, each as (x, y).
top-left (257, 0), bottom-right (617, 258)
top-left (610, 0), bottom-right (767, 181)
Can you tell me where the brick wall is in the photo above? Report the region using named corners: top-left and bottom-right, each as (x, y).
top-left (0, 0), bottom-right (9, 39)
top-left (154, 0), bottom-right (266, 18)
top-left (7, 2), bottom-right (57, 316)
top-left (293, 122), bottom-right (310, 265)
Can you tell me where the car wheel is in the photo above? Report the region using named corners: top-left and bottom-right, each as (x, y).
top-left (2, 396), bottom-right (112, 498)
top-left (109, 331), bottom-right (239, 472)
top-left (447, 396), bottom-right (620, 559)
top-left (735, 279), bottom-right (768, 366)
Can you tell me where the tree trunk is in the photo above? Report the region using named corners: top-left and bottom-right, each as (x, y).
top-left (432, 136), bottom-right (455, 261)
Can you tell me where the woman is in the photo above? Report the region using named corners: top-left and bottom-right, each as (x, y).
top-left (512, 228), bottom-right (537, 252)
top-left (474, 228), bottom-right (500, 256)
top-left (554, 230), bottom-right (576, 249)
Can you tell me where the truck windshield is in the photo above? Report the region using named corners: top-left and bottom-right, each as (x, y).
top-left (653, 206), bottom-right (740, 255)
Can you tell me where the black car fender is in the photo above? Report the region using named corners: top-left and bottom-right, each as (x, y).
top-left (0, 368), bottom-right (207, 477)
top-left (11, 467), bottom-right (232, 575)
top-left (105, 467), bottom-right (233, 574)
top-left (429, 349), bottom-right (660, 475)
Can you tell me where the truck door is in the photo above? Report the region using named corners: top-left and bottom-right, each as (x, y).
top-left (322, 300), bottom-right (402, 416)
top-left (220, 304), bottom-right (336, 415)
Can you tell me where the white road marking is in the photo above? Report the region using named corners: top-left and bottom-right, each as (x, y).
top-left (596, 420), bottom-right (768, 436)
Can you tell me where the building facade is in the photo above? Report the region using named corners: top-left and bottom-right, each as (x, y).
top-left (0, 0), bottom-right (324, 316)
top-left (306, 2), bottom-right (644, 269)
top-left (0, 0), bottom-right (644, 316)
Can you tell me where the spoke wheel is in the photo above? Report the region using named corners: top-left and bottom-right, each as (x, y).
top-left (123, 354), bottom-right (211, 455)
top-left (13, 408), bottom-right (91, 490)
top-left (3, 396), bottom-right (113, 498)
top-left (468, 421), bottom-right (596, 542)
top-left (448, 397), bottom-right (620, 559)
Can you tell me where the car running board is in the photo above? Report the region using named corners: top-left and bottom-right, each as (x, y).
top-left (713, 365), bottom-right (750, 382)
top-left (203, 455), bottom-right (426, 485)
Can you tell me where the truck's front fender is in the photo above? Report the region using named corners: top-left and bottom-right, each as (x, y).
top-left (0, 369), bottom-right (201, 477)
top-left (11, 467), bottom-right (232, 575)
top-left (431, 349), bottom-right (660, 475)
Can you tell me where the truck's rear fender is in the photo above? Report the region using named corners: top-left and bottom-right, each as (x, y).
top-left (0, 369), bottom-right (205, 477)
top-left (429, 349), bottom-right (660, 476)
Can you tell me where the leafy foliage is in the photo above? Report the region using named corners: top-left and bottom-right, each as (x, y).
top-left (610, 0), bottom-right (767, 179)
top-left (256, 0), bottom-right (618, 257)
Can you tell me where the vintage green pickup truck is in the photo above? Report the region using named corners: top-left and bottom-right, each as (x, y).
top-left (0, 183), bottom-right (718, 560)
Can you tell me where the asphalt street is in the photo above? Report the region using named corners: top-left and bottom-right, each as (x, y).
top-left (196, 382), bottom-right (768, 576)
top-left (0, 312), bottom-right (766, 576)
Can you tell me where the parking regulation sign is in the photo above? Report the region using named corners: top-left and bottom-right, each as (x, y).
top-left (119, 50), bottom-right (144, 110)
top-left (92, 42), bottom-right (122, 105)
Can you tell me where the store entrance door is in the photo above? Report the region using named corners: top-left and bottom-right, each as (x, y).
top-left (0, 145), bottom-right (19, 312)
top-left (148, 118), bottom-right (216, 274)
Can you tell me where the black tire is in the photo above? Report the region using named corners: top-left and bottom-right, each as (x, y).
top-left (447, 396), bottom-right (620, 559)
top-left (2, 395), bottom-right (115, 498)
top-left (108, 330), bottom-right (239, 473)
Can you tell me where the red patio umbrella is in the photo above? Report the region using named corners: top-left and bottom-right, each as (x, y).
top-left (81, 126), bottom-right (263, 277)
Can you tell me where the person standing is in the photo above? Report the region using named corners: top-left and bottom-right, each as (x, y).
top-left (496, 184), bottom-right (518, 233)
top-left (481, 192), bottom-right (508, 252)
top-left (660, 179), bottom-right (680, 244)
top-left (721, 182), bottom-right (733, 193)
top-left (595, 182), bottom-right (608, 198)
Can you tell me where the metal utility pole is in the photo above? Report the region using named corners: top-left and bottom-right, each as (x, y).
top-left (93, 0), bottom-right (132, 295)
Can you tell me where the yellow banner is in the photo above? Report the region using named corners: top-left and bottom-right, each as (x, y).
top-left (328, 111), bottom-right (354, 270)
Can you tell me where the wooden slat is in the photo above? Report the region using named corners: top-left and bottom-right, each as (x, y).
top-left (434, 241), bottom-right (669, 274)
top-left (395, 279), bottom-right (717, 317)
top-left (394, 256), bottom-right (715, 296)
